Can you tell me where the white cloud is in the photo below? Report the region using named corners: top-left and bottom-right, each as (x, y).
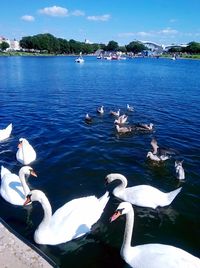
top-left (169, 19), bottom-right (177, 23)
top-left (39, 6), bottom-right (69, 17)
top-left (71, 10), bottom-right (85, 16)
top-left (87, 14), bottom-right (111, 21)
top-left (159, 28), bottom-right (178, 34)
top-left (21, 15), bottom-right (35, 22)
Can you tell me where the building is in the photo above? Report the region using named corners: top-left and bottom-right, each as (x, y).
top-left (0, 36), bottom-right (21, 51)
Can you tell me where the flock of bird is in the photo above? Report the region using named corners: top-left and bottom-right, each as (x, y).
top-left (0, 115), bottom-right (199, 267)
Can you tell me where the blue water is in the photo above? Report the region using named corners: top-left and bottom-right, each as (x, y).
top-left (0, 56), bottom-right (200, 267)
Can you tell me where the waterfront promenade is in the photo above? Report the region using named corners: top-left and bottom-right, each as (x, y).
top-left (0, 219), bottom-right (55, 268)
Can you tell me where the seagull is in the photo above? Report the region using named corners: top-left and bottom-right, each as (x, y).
top-left (85, 113), bottom-right (92, 124)
top-left (110, 109), bottom-right (120, 117)
top-left (114, 114), bottom-right (128, 125)
top-left (150, 138), bottom-right (177, 155)
top-left (127, 104), bottom-right (134, 112)
top-left (97, 106), bottom-right (104, 114)
top-left (115, 124), bottom-right (132, 134)
top-left (175, 160), bottom-right (185, 180)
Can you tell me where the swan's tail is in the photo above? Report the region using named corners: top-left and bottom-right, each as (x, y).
top-left (167, 187), bottom-right (182, 205)
top-left (1, 165), bottom-right (11, 179)
top-left (99, 191), bottom-right (110, 210)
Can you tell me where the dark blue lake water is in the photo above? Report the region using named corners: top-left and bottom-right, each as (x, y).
top-left (0, 56), bottom-right (200, 267)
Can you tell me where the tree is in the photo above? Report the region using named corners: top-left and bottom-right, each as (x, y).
top-left (126, 41), bottom-right (147, 54)
top-left (106, 40), bottom-right (119, 51)
top-left (0, 41), bottom-right (9, 51)
top-left (184, 42), bottom-right (200, 54)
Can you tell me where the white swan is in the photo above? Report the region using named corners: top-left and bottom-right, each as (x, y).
top-left (16, 138), bottom-right (36, 165)
top-left (105, 173), bottom-right (182, 209)
top-left (23, 189), bottom-right (110, 245)
top-left (110, 202), bottom-right (200, 268)
top-left (0, 166), bottom-right (37, 206)
top-left (0, 123), bottom-right (12, 142)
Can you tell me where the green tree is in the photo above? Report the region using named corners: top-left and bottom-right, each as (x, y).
top-left (0, 41), bottom-right (9, 51)
top-left (106, 40), bottom-right (119, 51)
top-left (126, 41), bottom-right (147, 54)
top-left (184, 42), bottom-right (200, 54)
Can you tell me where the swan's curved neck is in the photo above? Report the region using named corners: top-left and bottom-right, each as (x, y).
top-left (113, 175), bottom-right (127, 196)
top-left (19, 171), bottom-right (30, 197)
top-left (121, 208), bottom-right (134, 257)
top-left (39, 195), bottom-right (52, 228)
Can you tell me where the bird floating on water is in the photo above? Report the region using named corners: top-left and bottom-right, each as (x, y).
top-left (0, 123), bottom-right (12, 142)
top-left (110, 109), bottom-right (120, 117)
top-left (105, 173), bottom-right (182, 209)
top-left (175, 160), bottom-right (185, 180)
top-left (97, 106), bottom-right (104, 114)
top-left (110, 202), bottom-right (200, 268)
top-left (16, 138), bottom-right (37, 165)
top-left (114, 114), bottom-right (128, 125)
top-left (24, 189), bottom-right (109, 245)
top-left (127, 104), bottom-right (134, 112)
top-left (85, 113), bottom-right (93, 124)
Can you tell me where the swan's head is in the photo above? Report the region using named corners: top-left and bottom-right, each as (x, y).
top-left (24, 190), bottom-right (46, 206)
top-left (18, 138), bottom-right (29, 148)
top-left (110, 202), bottom-right (132, 222)
top-left (105, 173), bottom-right (127, 185)
top-left (19, 166), bottom-right (37, 179)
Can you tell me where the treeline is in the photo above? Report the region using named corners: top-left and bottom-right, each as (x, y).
top-left (19, 33), bottom-right (147, 54)
top-left (168, 42), bottom-right (200, 54)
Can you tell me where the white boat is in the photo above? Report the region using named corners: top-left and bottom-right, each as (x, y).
top-left (75, 53), bottom-right (84, 63)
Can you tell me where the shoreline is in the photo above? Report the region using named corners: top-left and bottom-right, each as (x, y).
top-left (0, 218), bottom-right (57, 268)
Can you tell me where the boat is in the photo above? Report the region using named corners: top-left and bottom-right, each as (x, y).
top-left (75, 52), bottom-right (84, 63)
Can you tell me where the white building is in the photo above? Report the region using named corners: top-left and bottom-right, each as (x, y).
top-left (0, 36), bottom-right (21, 51)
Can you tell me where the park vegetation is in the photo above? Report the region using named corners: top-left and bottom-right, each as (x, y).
top-left (1, 33), bottom-right (200, 57)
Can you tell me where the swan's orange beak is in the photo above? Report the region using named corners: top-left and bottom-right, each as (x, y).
top-left (31, 170), bottom-right (37, 177)
top-left (18, 143), bottom-right (22, 149)
top-left (24, 195), bottom-right (31, 206)
top-left (110, 210), bottom-right (121, 222)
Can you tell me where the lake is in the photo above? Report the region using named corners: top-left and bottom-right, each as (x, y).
top-left (0, 56), bottom-right (200, 267)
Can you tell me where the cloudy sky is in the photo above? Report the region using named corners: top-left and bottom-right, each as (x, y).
top-left (1, 0), bottom-right (200, 45)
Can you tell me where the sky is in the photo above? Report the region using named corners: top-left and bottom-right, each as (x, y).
top-left (1, 0), bottom-right (200, 46)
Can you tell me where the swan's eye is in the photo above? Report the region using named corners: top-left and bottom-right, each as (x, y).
top-left (26, 193), bottom-right (32, 199)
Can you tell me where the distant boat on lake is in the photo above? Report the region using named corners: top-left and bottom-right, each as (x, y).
top-left (75, 52), bottom-right (84, 63)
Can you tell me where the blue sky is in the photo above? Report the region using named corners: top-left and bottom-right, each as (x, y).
top-left (1, 0), bottom-right (200, 46)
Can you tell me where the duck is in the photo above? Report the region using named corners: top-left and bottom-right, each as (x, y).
top-left (16, 138), bottom-right (37, 165)
top-left (114, 114), bottom-right (128, 125)
top-left (110, 202), bottom-right (200, 268)
top-left (110, 109), bottom-right (120, 117)
top-left (97, 106), bottom-right (104, 114)
top-left (23, 189), bottom-right (110, 245)
top-left (0, 123), bottom-right (12, 142)
top-left (85, 113), bottom-right (93, 124)
top-left (0, 166), bottom-right (37, 206)
top-left (115, 124), bottom-right (132, 134)
top-left (127, 104), bottom-right (134, 112)
top-left (175, 160), bottom-right (185, 180)
top-left (105, 173), bottom-right (182, 209)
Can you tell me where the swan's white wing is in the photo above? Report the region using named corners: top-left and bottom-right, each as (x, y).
top-left (0, 173), bottom-right (26, 205)
top-left (44, 196), bottom-right (107, 244)
top-left (118, 185), bottom-right (172, 209)
top-left (0, 123), bottom-right (12, 141)
top-left (126, 244), bottom-right (200, 268)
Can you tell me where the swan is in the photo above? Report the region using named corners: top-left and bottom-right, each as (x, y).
top-left (16, 138), bottom-right (37, 165)
top-left (110, 202), bottom-right (200, 268)
top-left (23, 189), bottom-right (110, 245)
top-left (105, 173), bottom-right (182, 209)
top-left (175, 160), bottom-right (185, 180)
top-left (0, 166), bottom-right (37, 206)
top-left (0, 123), bottom-right (12, 142)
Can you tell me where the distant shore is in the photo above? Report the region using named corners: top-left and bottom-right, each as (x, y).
top-left (1, 51), bottom-right (200, 60)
